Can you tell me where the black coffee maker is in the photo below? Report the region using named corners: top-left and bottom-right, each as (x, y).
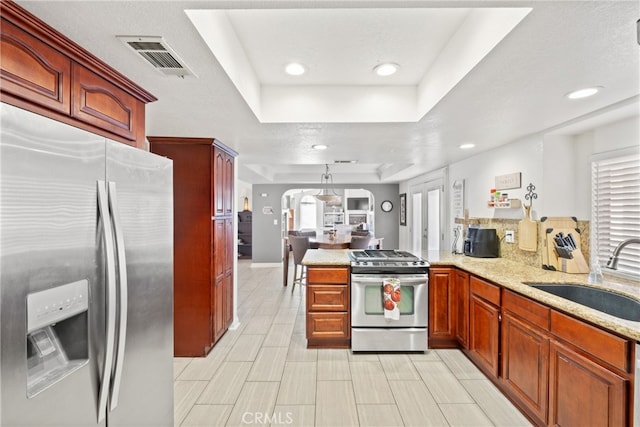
top-left (464, 227), bottom-right (499, 258)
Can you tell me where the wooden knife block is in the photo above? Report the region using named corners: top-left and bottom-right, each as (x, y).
top-left (542, 228), bottom-right (589, 273)
top-left (541, 217), bottom-right (589, 274)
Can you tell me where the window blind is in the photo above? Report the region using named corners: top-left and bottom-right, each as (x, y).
top-left (592, 152), bottom-right (640, 276)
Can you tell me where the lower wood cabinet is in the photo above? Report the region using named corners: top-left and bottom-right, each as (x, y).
top-left (428, 267), bottom-right (634, 426)
top-left (500, 291), bottom-right (550, 426)
top-left (305, 266), bottom-right (350, 348)
top-left (549, 340), bottom-right (627, 427)
top-left (428, 268), bottom-right (456, 347)
top-left (468, 276), bottom-right (501, 379)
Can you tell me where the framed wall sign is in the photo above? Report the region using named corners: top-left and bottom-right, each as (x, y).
top-left (495, 172), bottom-right (521, 190)
top-left (399, 193), bottom-right (406, 226)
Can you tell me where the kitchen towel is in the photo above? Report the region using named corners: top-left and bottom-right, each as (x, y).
top-left (383, 278), bottom-right (400, 320)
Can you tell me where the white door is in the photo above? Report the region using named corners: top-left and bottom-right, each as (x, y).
top-left (410, 180), bottom-right (443, 258)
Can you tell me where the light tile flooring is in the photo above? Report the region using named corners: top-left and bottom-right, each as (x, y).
top-left (173, 260), bottom-right (532, 427)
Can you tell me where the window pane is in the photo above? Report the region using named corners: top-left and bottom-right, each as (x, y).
top-left (592, 153), bottom-right (640, 276)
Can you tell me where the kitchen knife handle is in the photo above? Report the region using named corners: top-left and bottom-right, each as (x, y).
top-left (108, 181), bottom-right (128, 411)
top-left (97, 181), bottom-right (117, 423)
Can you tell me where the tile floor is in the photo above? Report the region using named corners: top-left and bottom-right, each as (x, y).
top-left (173, 260), bottom-right (532, 427)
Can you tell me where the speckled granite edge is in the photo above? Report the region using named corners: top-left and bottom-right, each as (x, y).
top-left (428, 252), bottom-right (640, 341)
top-left (302, 249), bottom-right (352, 266)
top-left (300, 249), bottom-right (639, 341)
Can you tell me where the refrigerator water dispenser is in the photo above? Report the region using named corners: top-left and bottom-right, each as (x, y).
top-left (26, 279), bottom-right (89, 397)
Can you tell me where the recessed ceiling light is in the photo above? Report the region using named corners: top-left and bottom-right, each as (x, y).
top-left (566, 86), bottom-right (601, 99)
top-left (285, 62), bottom-right (306, 76)
top-left (373, 63), bottom-right (399, 77)
top-left (312, 144), bottom-right (327, 150)
top-left (459, 143), bottom-right (475, 149)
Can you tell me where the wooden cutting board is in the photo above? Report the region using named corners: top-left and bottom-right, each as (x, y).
top-left (518, 205), bottom-right (537, 251)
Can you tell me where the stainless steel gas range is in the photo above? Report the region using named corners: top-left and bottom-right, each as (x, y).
top-left (349, 250), bottom-right (429, 352)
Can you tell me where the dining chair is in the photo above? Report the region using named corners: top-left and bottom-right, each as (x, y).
top-left (289, 235), bottom-right (310, 293)
top-left (349, 235), bottom-right (372, 249)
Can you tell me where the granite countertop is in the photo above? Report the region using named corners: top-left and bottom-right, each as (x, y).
top-left (301, 248), bottom-right (639, 341)
top-left (428, 251), bottom-right (640, 342)
top-left (302, 249), bottom-right (352, 266)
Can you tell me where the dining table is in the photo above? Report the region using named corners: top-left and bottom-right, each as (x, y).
top-left (282, 234), bottom-right (384, 286)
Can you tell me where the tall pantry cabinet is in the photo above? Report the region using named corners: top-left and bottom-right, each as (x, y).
top-left (148, 137), bottom-right (236, 357)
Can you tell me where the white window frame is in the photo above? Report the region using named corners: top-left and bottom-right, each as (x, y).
top-left (591, 146), bottom-right (640, 279)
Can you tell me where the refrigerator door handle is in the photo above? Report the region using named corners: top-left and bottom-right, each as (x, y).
top-left (97, 181), bottom-right (118, 423)
top-left (107, 181), bottom-right (128, 411)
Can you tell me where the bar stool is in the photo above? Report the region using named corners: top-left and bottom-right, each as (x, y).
top-left (289, 235), bottom-right (310, 293)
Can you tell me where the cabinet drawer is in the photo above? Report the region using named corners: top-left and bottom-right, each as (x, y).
top-left (307, 312), bottom-right (350, 340)
top-left (307, 285), bottom-right (349, 311)
top-left (1, 19), bottom-right (71, 114)
top-left (470, 275), bottom-right (500, 306)
top-left (550, 310), bottom-right (631, 372)
top-left (503, 290), bottom-right (550, 331)
top-left (71, 63), bottom-right (141, 142)
top-left (307, 267), bottom-right (349, 284)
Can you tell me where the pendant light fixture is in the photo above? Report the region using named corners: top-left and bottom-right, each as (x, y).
top-left (315, 164), bottom-right (341, 204)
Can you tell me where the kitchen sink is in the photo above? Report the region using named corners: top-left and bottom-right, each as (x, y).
top-left (526, 283), bottom-right (640, 322)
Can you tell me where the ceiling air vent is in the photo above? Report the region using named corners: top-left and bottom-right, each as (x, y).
top-left (117, 36), bottom-right (195, 78)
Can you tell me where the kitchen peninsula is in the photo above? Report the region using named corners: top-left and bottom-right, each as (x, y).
top-left (303, 249), bottom-right (638, 427)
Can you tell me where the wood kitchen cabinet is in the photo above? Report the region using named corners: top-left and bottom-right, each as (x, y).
top-left (306, 266), bottom-right (350, 348)
top-left (426, 265), bottom-right (634, 426)
top-left (468, 275), bottom-right (501, 379)
top-left (428, 267), bottom-right (457, 347)
top-left (500, 290), bottom-right (550, 426)
top-left (548, 310), bottom-right (631, 427)
top-left (149, 137), bottom-right (236, 357)
top-left (0, 1), bottom-right (154, 149)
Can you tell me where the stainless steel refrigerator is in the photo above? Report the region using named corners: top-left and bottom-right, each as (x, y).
top-left (0, 103), bottom-right (174, 426)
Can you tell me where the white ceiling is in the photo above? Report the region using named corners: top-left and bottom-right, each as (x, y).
top-left (16, 1), bottom-right (640, 185)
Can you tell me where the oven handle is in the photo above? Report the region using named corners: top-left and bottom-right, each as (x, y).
top-left (351, 274), bottom-right (427, 284)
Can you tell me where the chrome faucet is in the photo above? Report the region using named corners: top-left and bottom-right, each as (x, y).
top-left (606, 238), bottom-right (640, 269)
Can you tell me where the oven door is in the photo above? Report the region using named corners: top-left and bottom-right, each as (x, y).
top-left (351, 274), bottom-right (428, 328)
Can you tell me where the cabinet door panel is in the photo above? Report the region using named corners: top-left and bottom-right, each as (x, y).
top-left (1, 19), bottom-right (71, 114)
top-left (549, 341), bottom-right (627, 427)
top-left (307, 312), bottom-right (350, 340)
top-left (224, 153), bottom-right (234, 215)
top-left (501, 313), bottom-right (549, 424)
top-left (428, 268), bottom-right (456, 347)
top-left (307, 267), bottom-right (349, 284)
top-left (307, 285), bottom-right (349, 311)
top-left (72, 64), bottom-right (140, 143)
top-left (469, 294), bottom-right (500, 378)
top-left (213, 147), bottom-right (225, 216)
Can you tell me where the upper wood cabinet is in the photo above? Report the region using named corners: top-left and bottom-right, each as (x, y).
top-left (0, 18), bottom-right (71, 114)
top-left (213, 146), bottom-right (234, 216)
top-left (71, 64), bottom-right (143, 142)
top-left (0, 1), bottom-right (155, 149)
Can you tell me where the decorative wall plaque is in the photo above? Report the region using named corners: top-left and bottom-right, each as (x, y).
top-left (495, 172), bottom-right (521, 190)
